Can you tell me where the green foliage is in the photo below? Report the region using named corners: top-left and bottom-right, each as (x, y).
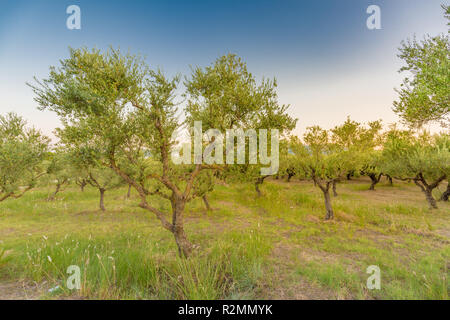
top-left (31, 47), bottom-right (294, 256)
top-left (44, 151), bottom-right (73, 199)
top-left (1, 7), bottom-right (449, 298)
top-left (328, 117), bottom-right (384, 189)
top-left (381, 129), bottom-right (449, 208)
top-left (184, 53), bottom-right (297, 132)
top-left (1, 179), bottom-right (448, 300)
top-left (277, 138), bottom-right (300, 181)
top-left (382, 130), bottom-right (449, 181)
top-left (0, 113), bottom-right (49, 201)
top-left (295, 126), bottom-right (355, 182)
top-left (184, 54), bottom-right (297, 193)
top-left (286, 127), bottom-right (354, 219)
top-left (393, 6), bottom-right (450, 127)
top-left (330, 117), bottom-right (383, 151)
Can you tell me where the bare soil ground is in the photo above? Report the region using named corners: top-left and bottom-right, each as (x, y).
top-left (0, 281), bottom-right (46, 300)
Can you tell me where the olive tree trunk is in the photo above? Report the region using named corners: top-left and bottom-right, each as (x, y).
top-left (323, 188), bottom-right (334, 220)
top-left (440, 183), bottom-right (450, 202)
top-left (368, 173), bottom-right (382, 191)
top-left (255, 176), bottom-right (268, 197)
top-left (332, 180), bottom-right (338, 197)
top-left (314, 177), bottom-right (334, 220)
top-left (77, 179), bottom-right (87, 192)
top-left (171, 196), bottom-right (193, 258)
top-left (413, 174), bottom-right (446, 209)
top-left (0, 193), bottom-right (12, 202)
top-left (386, 174), bottom-right (393, 186)
top-left (202, 194), bottom-right (212, 211)
top-left (286, 168), bottom-right (295, 182)
top-left (422, 187), bottom-right (437, 209)
top-left (126, 184), bottom-right (132, 199)
top-left (48, 183), bottom-right (62, 201)
top-left (110, 159), bottom-right (199, 259)
top-left (99, 188), bottom-right (106, 211)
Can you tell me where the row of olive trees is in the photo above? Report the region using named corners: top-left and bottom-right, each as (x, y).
top-left (277, 121), bottom-right (449, 220)
top-left (2, 6), bottom-right (447, 257)
top-left (0, 113), bottom-right (49, 202)
top-left (0, 49), bottom-right (295, 258)
top-left (275, 5), bottom-right (449, 219)
top-left (27, 47), bottom-right (295, 258)
top-left (43, 147), bottom-right (124, 210)
top-left (0, 115), bottom-right (125, 211)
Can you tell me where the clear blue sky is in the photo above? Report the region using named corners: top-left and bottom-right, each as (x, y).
top-left (0, 0), bottom-right (448, 139)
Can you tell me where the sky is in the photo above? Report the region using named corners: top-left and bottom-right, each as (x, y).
top-left (0, 0), bottom-right (448, 140)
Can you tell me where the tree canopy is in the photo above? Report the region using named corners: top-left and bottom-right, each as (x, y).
top-left (0, 113), bottom-right (49, 202)
top-left (381, 129), bottom-right (449, 208)
top-left (393, 5), bottom-right (450, 128)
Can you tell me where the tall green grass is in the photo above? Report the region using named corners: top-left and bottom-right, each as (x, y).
top-left (1, 179), bottom-right (449, 300)
top-left (3, 229), bottom-right (270, 299)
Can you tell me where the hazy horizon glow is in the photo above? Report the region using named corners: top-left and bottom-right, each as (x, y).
top-left (0, 0), bottom-right (448, 140)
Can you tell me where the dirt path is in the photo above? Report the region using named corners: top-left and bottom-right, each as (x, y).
top-left (259, 243), bottom-right (338, 300)
top-left (0, 281), bottom-right (46, 300)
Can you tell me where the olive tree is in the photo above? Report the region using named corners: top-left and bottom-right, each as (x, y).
top-left (292, 127), bottom-right (354, 220)
top-left (0, 113), bottom-right (49, 202)
top-left (45, 151), bottom-right (72, 201)
top-left (184, 54), bottom-right (296, 197)
top-left (278, 138), bottom-right (298, 182)
top-left (440, 182), bottom-right (450, 202)
top-left (393, 5), bottom-right (449, 128)
top-left (359, 150), bottom-right (384, 191)
top-left (67, 146), bottom-right (124, 211)
top-left (392, 5), bottom-right (450, 200)
top-left (87, 166), bottom-right (124, 211)
top-left (58, 124), bottom-right (139, 209)
top-left (30, 47), bottom-right (222, 257)
top-left (73, 167), bottom-right (89, 192)
top-left (381, 129), bottom-right (449, 209)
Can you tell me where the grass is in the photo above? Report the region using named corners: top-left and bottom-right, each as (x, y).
top-left (0, 177), bottom-right (449, 299)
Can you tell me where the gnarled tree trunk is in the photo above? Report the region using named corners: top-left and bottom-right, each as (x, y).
top-left (314, 177), bottom-right (334, 220)
top-left (0, 193), bottom-right (13, 202)
top-left (255, 176), bottom-right (268, 197)
top-left (80, 180), bottom-right (87, 192)
top-left (413, 174), bottom-right (446, 209)
top-left (440, 183), bottom-right (450, 202)
top-left (48, 183), bottom-right (62, 201)
top-left (99, 188), bottom-right (106, 211)
top-left (171, 196), bottom-right (193, 258)
top-left (202, 194), bottom-right (212, 211)
top-left (126, 184), bottom-right (132, 199)
top-left (368, 173), bottom-right (382, 191)
top-left (423, 187), bottom-right (437, 209)
top-left (255, 182), bottom-right (261, 197)
top-left (136, 191), bottom-right (194, 258)
top-left (323, 188), bottom-right (334, 220)
top-left (286, 168), bottom-right (295, 182)
top-left (173, 225), bottom-right (193, 258)
top-left (332, 180), bottom-right (338, 197)
top-left (385, 174), bottom-right (393, 186)
top-left (76, 178), bottom-right (87, 192)
top-left (287, 173), bottom-right (294, 182)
